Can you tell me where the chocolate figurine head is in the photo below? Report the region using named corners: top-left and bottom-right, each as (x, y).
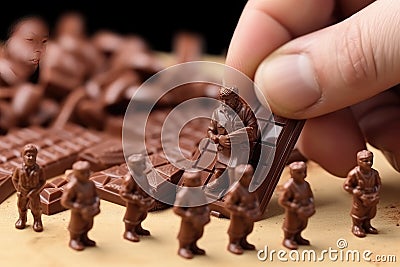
top-left (357, 150), bottom-right (373, 171)
top-left (21, 143), bottom-right (38, 167)
top-left (72, 161), bottom-right (91, 182)
top-left (219, 86), bottom-right (240, 111)
top-left (289, 161), bottom-right (307, 183)
top-left (182, 170), bottom-right (202, 188)
top-left (127, 153), bottom-right (146, 173)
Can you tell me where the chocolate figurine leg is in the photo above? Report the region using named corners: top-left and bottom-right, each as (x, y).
top-left (190, 242), bottom-right (206, 255)
top-left (15, 211), bottom-right (27, 230)
top-left (228, 236), bottom-right (244, 255)
top-left (178, 242), bottom-right (194, 259)
top-left (123, 223), bottom-right (140, 242)
top-left (363, 220), bottom-right (378, 234)
top-left (69, 233), bottom-right (85, 251)
top-left (31, 199), bottom-right (43, 232)
top-left (282, 232), bottom-right (298, 250)
top-left (32, 215), bottom-right (43, 232)
top-left (294, 233), bottom-right (310, 245)
top-left (135, 224), bottom-right (150, 236)
top-left (351, 218), bottom-right (366, 238)
top-left (240, 238), bottom-right (256, 250)
top-left (82, 232), bottom-right (96, 247)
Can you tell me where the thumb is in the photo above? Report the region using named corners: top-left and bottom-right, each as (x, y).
top-left (255, 0), bottom-right (400, 119)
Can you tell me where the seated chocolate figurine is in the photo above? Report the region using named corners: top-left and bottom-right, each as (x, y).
top-left (119, 153), bottom-right (155, 242)
top-left (343, 149), bottom-right (381, 238)
top-left (278, 161), bottom-right (315, 250)
top-left (205, 86), bottom-right (258, 197)
top-left (61, 161), bottom-right (100, 251)
top-left (225, 164), bottom-right (261, 255)
top-left (11, 144), bottom-right (46, 232)
top-left (173, 170), bottom-right (211, 259)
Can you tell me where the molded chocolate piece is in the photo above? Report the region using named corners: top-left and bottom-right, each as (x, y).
top-left (61, 161), bottom-right (100, 251)
top-left (278, 161), bottom-right (315, 250)
top-left (343, 149), bottom-right (381, 238)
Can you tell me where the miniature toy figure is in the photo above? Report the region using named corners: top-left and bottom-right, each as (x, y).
top-left (278, 161), bottom-right (315, 250)
top-left (11, 144), bottom-right (46, 232)
top-left (206, 86), bottom-right (258, 196)
top-left (119, 153), bottom-right (155, 242)
top-left (61, 161), bottom-right (100, 251)
top-left (173, 170), bottom-right (211, 259)
top-left (343, 149), bottom-right (381, 238)
top-left (225, 164), bottom-right (261, 255)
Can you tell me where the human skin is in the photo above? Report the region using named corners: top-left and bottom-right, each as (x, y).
top-left (225, 0), bottom-right (400, 177)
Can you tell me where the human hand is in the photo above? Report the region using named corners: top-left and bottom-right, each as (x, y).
top-left (225, 0), bottom-right (400, 177)
top-left (219, 135), bottom-right (231, 148)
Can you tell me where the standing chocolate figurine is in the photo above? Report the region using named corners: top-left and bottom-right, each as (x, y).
top-left (343, 150), bottom-right (381, 238)
top-left (206, 86), bottom-right (258, 196)
top-left (225, 164), bottom-right (261, 255)
top-left (119, 154), bottom-right (155, 242)
top-left (278, 161), bottom-right (315, 250)
top-left (61, 161), bottom-right (100, 251)
top-left (173, 170), bottom-right (211, 259)
top-left (11, 144), bottom-right (46, 232)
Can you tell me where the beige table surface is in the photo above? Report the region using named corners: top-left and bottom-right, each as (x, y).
top-left (0, 144), bottom-right (399, 267)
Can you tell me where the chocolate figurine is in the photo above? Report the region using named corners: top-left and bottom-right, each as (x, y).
top-left (278, 161), bottom-right (315, 250)
top-left (61, 161), bottom-right (100, 251)
top-left (225, 164), bottom-right (261, 255)
top-left (343, 149), bottom-right (381, 238)
top-left (206, 86), bottom-right (258, 196)
top-left (11, 144), bottom-right (46, 232)
top-left (119, 153), bottom-right (155, 242)
top-left (173, 170), bottom-right (211, 259)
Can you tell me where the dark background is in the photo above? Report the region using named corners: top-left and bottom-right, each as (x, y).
top-left (0, 1), bottom-right (247, 55)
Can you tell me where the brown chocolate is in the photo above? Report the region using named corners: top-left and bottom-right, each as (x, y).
top-left (225, 164), bottom-right (261, 254)
top-left (40, 175), bottom-right (70, 215)
top-left (120, 154), bottom-right (156, 242)
top-left (0, 123), bottom-right (106, 207)
top-left (278, 161), bottom-right (315, 250)
top-left (173, 170), bottom-right (210, 259)
top-left (343, 150), bottom-right (381, 238)
top-left (12, 144), bottom-right (46, 232)
top-left (61, 161), bottom-right (100, 251)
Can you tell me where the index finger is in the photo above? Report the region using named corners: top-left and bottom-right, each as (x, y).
top-left (225, 0), bottom-right (335, 80)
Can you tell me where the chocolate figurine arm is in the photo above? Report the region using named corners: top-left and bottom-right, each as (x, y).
top-left (61, 183), bottom-right (79, 210)
top-left (242, 106), bottom-right (259, 143)
top-left (374, 169), bottom-right (382, 192)
top-left (207, 116), bottom-right (219, 143)
top-left (11, 167), bottom-right (20, 190)
top-left (278, 182), bottom-right (296, 210)
top-left (224, 188), bottom-right (244, 214)
top-left (343, 169), bottom-right (359, 194)
top-left (119, 174), bottom-right (141, 203)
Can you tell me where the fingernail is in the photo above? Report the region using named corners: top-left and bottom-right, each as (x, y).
top-left (255, 54), bottom-right (320, 113)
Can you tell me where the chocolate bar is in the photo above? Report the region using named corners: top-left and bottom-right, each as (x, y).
top-left (0, 123), bottom-right (107, 207)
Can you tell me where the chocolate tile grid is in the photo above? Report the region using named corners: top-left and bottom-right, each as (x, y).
top-left (88, 113), bottom-right (211, 211)
top-left (0, 123), bottom-right (108, 206)
top-left (87, 104), bottom-right (304, 219)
